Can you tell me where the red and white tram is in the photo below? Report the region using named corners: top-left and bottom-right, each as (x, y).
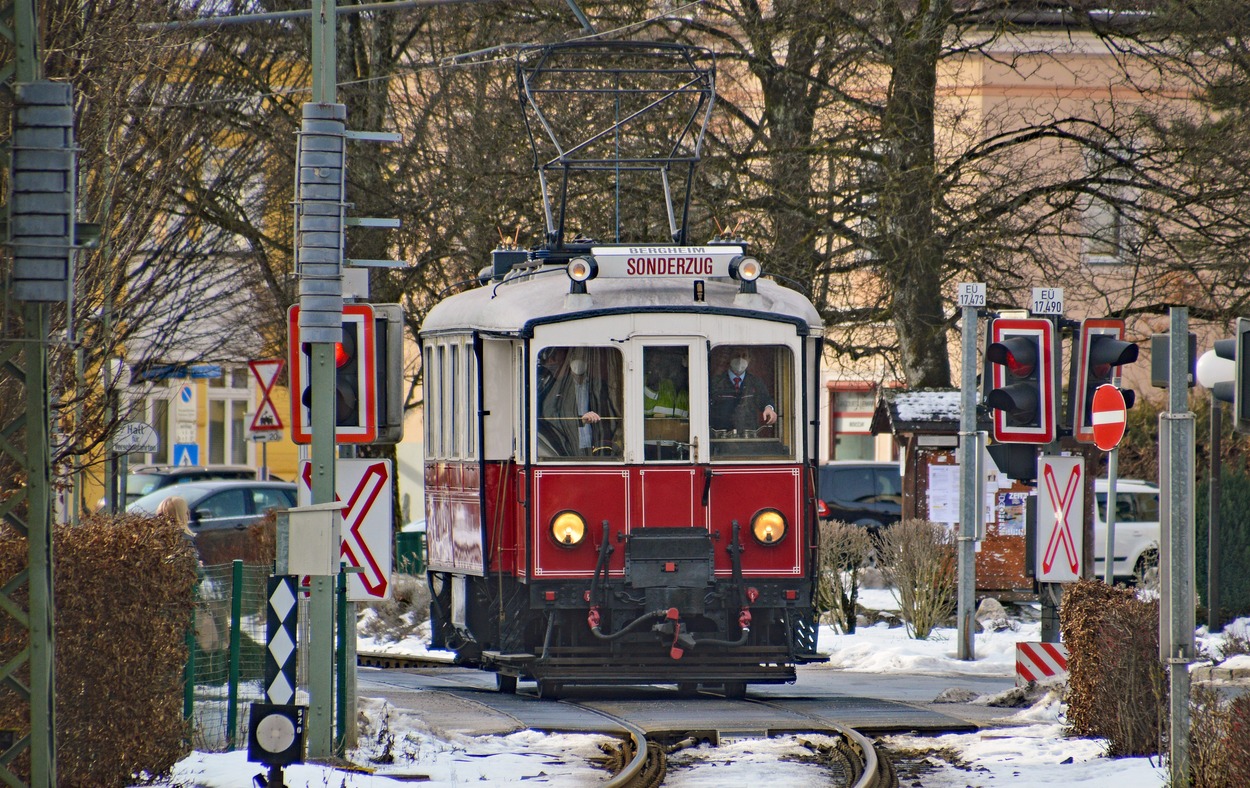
top-left (420, 243), bottom-right (828, 696)
top-left (419, 40), bottom-right (828, 696)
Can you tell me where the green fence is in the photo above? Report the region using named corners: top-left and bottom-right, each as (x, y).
top-left (184, 560), bottom-right (271, 752)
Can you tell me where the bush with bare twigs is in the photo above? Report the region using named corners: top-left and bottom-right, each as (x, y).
top-left (816, 520), bottom-right (874, 633)
top-left (874, 519), bottom-right (956, 639)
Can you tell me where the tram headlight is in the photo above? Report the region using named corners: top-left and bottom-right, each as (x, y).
top-left (750, 509), bottom-right (787, 545)
top-left (550, 510), bottom-right (588, 547)
top-left (728, 255), bottom-right (762, 282)
top-left (567, 256), bottom-right (598, 282)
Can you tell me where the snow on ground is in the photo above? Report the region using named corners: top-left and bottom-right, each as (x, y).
top-left (144, 584), bottom-right (1249, 787)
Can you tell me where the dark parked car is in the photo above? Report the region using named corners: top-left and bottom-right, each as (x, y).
top-left (127, 480), bottom-right (297, 564)
top-left (817, 460), bottom-right (903, 531)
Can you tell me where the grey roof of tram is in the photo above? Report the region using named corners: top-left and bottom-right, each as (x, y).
top-left (420, 268), bottom-right (824, 336)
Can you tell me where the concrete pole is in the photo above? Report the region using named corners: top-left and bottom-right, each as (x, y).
top-left (957, 304), bottom-right (979, 661)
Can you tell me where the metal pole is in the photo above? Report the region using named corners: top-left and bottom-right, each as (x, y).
top-left (26, 303), bottom-right (56, 787)
top-left (957, 304), bottom-right (979, 661)
top-left (1103, 447), bottom-right (1117, 585)
top-left (1209, 396), bottom-right (1222, 632)
top-left (306, 0), bottom-right (340, 759)
top-left (1164, 307), bottom-right (1195, 787)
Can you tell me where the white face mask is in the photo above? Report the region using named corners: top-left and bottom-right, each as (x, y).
top-left (569, 359), bottom-right (587, 376)
top-left (729, 358), bottom-right (749, 375)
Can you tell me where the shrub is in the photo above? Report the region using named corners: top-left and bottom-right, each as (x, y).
top-left (1061, 578), bottom-right (1163, 757)
top-left (0, 512), bottom-right (199, 785)
top-left (1190, 684), bottom-right (1233, 788)
top-left (874, 519), bottom-right (956, 640)
top-left (816, 520), bottom-right (873, 633)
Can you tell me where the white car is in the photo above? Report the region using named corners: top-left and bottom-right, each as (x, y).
top-left (1092, 478), bottom-right (1160, 585)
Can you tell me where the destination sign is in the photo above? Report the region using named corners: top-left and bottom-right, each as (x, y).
top-left (591, 246), bottom-right (744, 279)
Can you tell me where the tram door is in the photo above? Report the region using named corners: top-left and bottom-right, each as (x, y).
top-left (637, 339), bottom-right (707, 529)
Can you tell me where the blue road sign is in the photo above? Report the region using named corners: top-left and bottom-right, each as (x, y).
top-left (173, 443), bottom-right (199, 467)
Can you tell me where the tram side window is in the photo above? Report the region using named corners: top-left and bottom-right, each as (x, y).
top-left (423, 344), bottom-right (436, 457)
top-left (536, 346), bottom-right (623, 460)
top-left (643, 346), bottom-right (690, 461)
top-left (708, 345), bottom-right (794, 460)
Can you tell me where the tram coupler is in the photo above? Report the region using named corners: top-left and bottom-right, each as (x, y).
top-left (652, 607), bottom-right (696, 659)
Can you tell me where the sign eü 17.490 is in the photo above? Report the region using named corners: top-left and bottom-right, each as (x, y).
top-left (1030, 287), bottom-right (1064, 316)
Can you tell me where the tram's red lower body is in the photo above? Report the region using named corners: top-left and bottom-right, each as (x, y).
top-left (424, 460), bottom-right (826, 694)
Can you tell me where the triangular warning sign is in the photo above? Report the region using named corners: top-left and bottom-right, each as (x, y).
top-left (251, 400), bottom-right (283, 431)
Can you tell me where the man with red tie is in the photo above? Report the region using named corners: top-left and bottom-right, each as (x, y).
top-left (709, 347), bottom-right (777, 435)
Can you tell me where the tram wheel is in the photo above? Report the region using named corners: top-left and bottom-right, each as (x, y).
top-left (676, 682), bottom-right (700, 697)
top-left (496, 673), bottom-right (518, 694)
top-left (722, 681), bottom-right (747, 699)
top-left (537, 680), bottom-right (563, 700)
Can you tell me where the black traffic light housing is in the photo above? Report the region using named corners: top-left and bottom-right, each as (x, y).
top-left (985, 318), bottom-right (1057, 444)
top-left (1070, 318), bottom-right (1138, 444)
top-left (333, 321), bottom-right (362, 427)
top-left (372, 304), bottom-right (406, 444)
top-left (1212, 317), bottom-right (1250, 434)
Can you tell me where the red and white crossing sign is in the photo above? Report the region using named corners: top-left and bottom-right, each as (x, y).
top-left (1090, 384), bottom-right (1127, 452)
top-left (248, 359), bottom-right (285, 432)
top-left (1036, 455), bottom-right (1083, 583)
top-left (298, 458), bottom-right (393, 601)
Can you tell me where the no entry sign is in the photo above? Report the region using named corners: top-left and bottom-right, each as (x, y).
top-left (1090, 384), bottom-right (1128, 451)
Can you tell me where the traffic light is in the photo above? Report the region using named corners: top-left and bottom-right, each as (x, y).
top-left (333, 322), bottom-right (363, 426)
top-left (372, 304), bottom-right (406, 444)
top-left (1070, 318), bottom-right (1138, 444)
top-left (985, 318), bottom-right (1056, 444)
top-left (288, 304), bottom-right (377, 444)
top-left (1212, 317), bottom-right (1250, 433)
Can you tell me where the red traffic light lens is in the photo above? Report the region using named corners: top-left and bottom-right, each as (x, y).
top-left (1005, 352), bottom-right (1034, 378)
top-left (334, 342), bottom-right (350, 368)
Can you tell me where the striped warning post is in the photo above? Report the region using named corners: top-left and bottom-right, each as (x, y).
top-left (265, 575), bottom-right (299, 704)
top-left (1016, 642), bottom-right (1069, 684)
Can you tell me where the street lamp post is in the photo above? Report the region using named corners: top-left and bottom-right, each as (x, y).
top-left (1196, 349), bottom-right (1232, 632)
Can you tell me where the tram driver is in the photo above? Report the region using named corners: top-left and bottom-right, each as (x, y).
top-left (709, 347), bottom-right (777, 437)
top-left (539, 347), bottom-right (622, 458)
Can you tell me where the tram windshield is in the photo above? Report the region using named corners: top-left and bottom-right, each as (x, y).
top-left (537, 346), bottom-right (624, 460)
top-left (708, 344), bottom-right (794, 460)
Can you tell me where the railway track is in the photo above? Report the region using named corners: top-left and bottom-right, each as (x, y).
top-left (359, 652), bottom-right (897, 787)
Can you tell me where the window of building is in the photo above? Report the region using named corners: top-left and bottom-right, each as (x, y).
top-left (207, 368), bottom-right (250, 465)
top-left (1082, 147), bottom-right (1135, 265)
top-left (829, 385), bottom-right (877, 461)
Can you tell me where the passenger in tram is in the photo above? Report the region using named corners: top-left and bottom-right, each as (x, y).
top-left (709, 347), bottom-right (777, 436)
top-left (539, 348), bottom-right (621, 457)
top-left (643, 352), bottom-right (689, 421)
top-left (643, 351), bottom-right (690, 460)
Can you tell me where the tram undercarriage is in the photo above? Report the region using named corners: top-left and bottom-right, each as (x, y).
top-left (427, 527), bottom-right (826, 696)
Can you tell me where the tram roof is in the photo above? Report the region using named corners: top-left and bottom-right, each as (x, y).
top-left (420, 268), bottom-right (824, 337)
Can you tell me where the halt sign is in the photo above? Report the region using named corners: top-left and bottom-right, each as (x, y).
top-left (1090, 384), bottom-right (1127, 451)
